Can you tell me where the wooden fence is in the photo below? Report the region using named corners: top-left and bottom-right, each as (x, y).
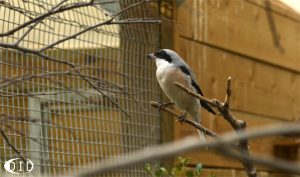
top-left (161, 0), bottom-right (300, 176)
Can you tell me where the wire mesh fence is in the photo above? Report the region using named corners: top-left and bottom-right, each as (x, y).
top-left (0, 0), bottom-right (161, 176)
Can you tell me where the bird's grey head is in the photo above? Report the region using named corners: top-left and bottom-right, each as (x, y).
top-left (147, 49), bottom-right (183, 65)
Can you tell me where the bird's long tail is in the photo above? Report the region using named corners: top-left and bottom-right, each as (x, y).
top-left (190, 109), bottom-right (207, 143)
top-left (197, 129), bottom-right (207, 143)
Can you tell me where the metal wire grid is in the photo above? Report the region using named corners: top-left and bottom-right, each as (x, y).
top-left (0, 0), bottom-right (161, 176)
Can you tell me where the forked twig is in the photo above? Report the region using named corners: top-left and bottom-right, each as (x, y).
top-left (161, 77), bottom-right (258, 177)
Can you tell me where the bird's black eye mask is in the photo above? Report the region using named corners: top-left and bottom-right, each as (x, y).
top-left (154, 49), bottom-right (172, 63)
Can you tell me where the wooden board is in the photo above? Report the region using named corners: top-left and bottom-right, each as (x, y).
top-left (172, 15), bottom-right (300, 167)
top-left (247, 0), bottom-right (300, 21)
top-left (200, 168), bottom-right (300, 177)
top-left (174, 0), bottom-right (300, 73)
top-left (174, 37), bottom-right (300, 121)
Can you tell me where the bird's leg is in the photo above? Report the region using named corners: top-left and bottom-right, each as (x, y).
top-left (158, 102), bottom-right (174, 112)
top-left (177, 111), bottom-right (187, 124)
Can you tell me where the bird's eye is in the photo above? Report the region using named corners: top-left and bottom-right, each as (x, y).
top-left (154, 49), bottom-right (172, 62)
top-left (154, 49), bottom-right (163, 57)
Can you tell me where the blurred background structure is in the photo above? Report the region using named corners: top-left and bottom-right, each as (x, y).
top-left (167, 0), bottom-right (300, 176)
top-left (0, 0), bottom-right (161, 176)
top-left (0, 0), bottom-right (299, 177)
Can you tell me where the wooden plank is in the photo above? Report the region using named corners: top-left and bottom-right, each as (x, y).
top-left (268, 172), bottom-right (300, 177)
top-left (295, 76), bottom-right (300, 121)
top-left (247, 0), bottom-right (300, 22)
top-left (175, 37), bottom-right (300, 121)
top-left (172, 35), bottom-right (299, 168)
top-left (174, 0), bottom-right (300, 72)
top-left (174, 0), bottom-right (194, 42)
top-left (200, 168), bottom-right (267, 177)
top-left (200, 168), bottom-right (300, 177)
top-left (274, 137), bottom-right (300, 146)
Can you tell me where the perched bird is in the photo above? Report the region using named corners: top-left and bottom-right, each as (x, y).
top-left (148, 49), bottom-right (215, 142)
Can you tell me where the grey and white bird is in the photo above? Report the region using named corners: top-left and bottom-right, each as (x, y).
top-left (148, 49), bottom-right (215, 142)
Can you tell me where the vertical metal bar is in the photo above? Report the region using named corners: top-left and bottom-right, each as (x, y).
top-left (28, 97), bottom-right (42, 176)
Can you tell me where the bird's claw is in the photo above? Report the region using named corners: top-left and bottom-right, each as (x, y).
top-left (158, 102), bottom-right (174, 112)
top-left (177, 112), bottom-right (187, 124)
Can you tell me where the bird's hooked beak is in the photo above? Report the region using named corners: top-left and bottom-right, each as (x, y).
top-left (147, 53), bottom-right (156, 60)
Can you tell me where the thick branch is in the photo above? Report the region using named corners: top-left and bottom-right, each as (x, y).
top-left (174, 77), bottom-right (258, 177)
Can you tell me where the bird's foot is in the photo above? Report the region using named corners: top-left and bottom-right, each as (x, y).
top-left (158, 102), bottom-right (174, 112)
top-left (177, 111), bottom-right (187, 124)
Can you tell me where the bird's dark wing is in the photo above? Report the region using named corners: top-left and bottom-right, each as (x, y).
top-left (179, 65), bottom-right (216, 115)
top-left (191, 80), bottom-right (216, 115)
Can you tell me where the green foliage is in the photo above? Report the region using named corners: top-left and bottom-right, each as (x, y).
top-left (144, 157), bottom-right (215, 177)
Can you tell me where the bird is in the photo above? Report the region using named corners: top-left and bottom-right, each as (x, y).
top-left (147, 49), bottom-right (216, 142)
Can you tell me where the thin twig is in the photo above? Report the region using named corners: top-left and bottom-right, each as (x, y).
top-left (0, 112), bottom-right (74, 151)
top-left (0, 130), bottom-right (27, 164)
top-left (15, 0), bottom-right (69, 45)
top-left (0, 1), bottom-right (95, 37)
top-left (3, 123), bottom-right (64, 151)
top-left (0, 43), bottom-right (76, 66)
top-left (72, 68), bottom-right (132, 117)
top-left (0, 0), bottom-right (160, 117)
top-left (39, 1), bottom-right (160, 52)
top-left (0, 91), bottom-right (71, 97)
top-left (174, 82), bottom-right (215, 105)
top-left (150, 101), bottom-right (219, 138)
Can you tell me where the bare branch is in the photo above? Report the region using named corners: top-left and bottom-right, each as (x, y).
top-left (0, 91), bottom-right (71, 97)
top-left (0, 1), bottom-right (95, 37)
top-left (110, 18), bottom-right (162, 24)
top-left (0, 1), bottom-right (160, 171)
top-left (224, 76), bottom-right (231, 107)
top-left (38, 18), bottom-right (160, 52)
top-left (15, 0), bottom-right (69, 45)
top-left (0, 1), bottom-right (161, 115)
top-left (4, 125), bottom-right (65, 152)
top-left (39, 1), bottom-right (160, 52)
top-left (151, 101), bottom-right (219, 138)
top-left (1, 114), bottom-right (67, 151)
top-left (174, 82), bottom-right (215, 105)
top-left (0, 129), bottom-right (27, 163)
top-left (0, 43), bottom-right (76, 66)
top-left (0, 68), bottom-right (131, 117)
top-left (174, 77), bottom-right (258, 177)
top-left (72, 69), bottom-right (132, 117)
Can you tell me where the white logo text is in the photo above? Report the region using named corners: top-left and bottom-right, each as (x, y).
top-left (4, 158), bottom-right (34, 174)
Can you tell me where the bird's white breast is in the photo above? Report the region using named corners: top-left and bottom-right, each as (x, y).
top-left (155, 59), bottom-right (200, 111)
